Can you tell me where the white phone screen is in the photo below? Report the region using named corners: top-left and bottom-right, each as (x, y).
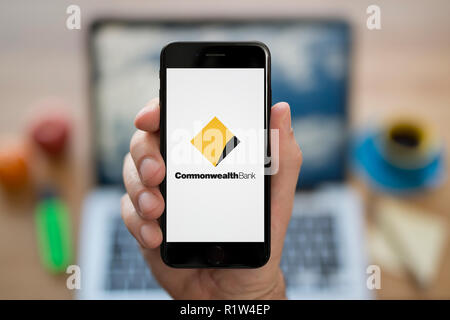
top-left (166, 68), bottom-right (265, 242)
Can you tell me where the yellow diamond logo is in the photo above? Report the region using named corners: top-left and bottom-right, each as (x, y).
top-left (191, 117), bottom-right (240, 167)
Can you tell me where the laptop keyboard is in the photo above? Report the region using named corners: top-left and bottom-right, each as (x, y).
top-left (105, 214), bottom-right (340, 291)
top-left (281, 215), bottom-right (340, 289)
top-left (105, 217), bottom-right (160, 290)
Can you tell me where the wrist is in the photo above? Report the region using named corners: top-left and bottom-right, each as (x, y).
top-left (258, 268), bottom-right (287, 300)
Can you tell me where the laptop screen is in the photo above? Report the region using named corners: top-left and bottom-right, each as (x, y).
top-left (89, 20), bottom-right (351, 188)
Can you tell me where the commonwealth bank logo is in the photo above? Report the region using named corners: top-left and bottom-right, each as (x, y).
top-left (191, 117), bottom-right (240, 167)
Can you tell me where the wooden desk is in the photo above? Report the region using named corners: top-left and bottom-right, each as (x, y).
top-left (0, 0), bottom-right (449, 299)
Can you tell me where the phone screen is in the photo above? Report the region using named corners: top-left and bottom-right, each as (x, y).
top-left (166, 68), bottom-right (266, 243)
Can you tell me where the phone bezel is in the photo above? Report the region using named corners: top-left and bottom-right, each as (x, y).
top-left (160, 42), bottom-right (271, 268)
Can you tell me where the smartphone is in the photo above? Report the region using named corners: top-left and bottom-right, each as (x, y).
top-left (160, 42), bottom-right (271, 268)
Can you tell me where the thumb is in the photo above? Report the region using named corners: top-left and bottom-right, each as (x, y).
top-left (269, 102), bottom-right (302, 260)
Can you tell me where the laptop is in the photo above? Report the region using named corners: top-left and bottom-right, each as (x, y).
top-left (78, 19), bottom-right (371, 300)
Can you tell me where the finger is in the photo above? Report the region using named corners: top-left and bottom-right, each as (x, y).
top-left (269, 102), bottom-right (302, 259)
top-left (121, 194), bottom-right (162, 249)
top-left (123, 153), bottom-right (165, 220)
top-left (130, 130), bottom-right (165, 187)
top-left (135, 98), bottom-right (160, 132)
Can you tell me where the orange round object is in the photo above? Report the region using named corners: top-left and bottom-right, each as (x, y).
top-left (0, 143), bottom-right (29, 190)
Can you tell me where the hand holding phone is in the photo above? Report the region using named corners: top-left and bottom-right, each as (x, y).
top-left (122, 97), bottom-right (302, 299)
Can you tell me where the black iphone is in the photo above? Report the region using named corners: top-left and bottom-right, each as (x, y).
top-left (159, 42), bottom-right (271, 268)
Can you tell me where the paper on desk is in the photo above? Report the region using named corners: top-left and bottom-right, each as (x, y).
top-left (369, 198), bottom-right (447, 288)
top-left (368, 225), bottom-right (403, 273)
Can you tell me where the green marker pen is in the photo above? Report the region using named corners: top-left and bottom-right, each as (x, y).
top-left (35, 189), bottom-right (73, 273)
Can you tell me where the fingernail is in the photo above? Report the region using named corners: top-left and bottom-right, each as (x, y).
top-left (140, 224), bottom-right (155, 247)
top-left (138, 191), bottom-right (157, 215)
top-left (139, 157), bottom-right (159, 183)
top-left (281, 104), bottom-right (291, 128)
top-left (136, 104), bottom-right (153, 119)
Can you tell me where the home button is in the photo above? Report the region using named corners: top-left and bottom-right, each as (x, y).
top-left (207, 246), bottom-right (224, 265)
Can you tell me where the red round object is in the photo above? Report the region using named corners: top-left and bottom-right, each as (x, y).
top-left (30, 114), bottom-right (70, 155)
